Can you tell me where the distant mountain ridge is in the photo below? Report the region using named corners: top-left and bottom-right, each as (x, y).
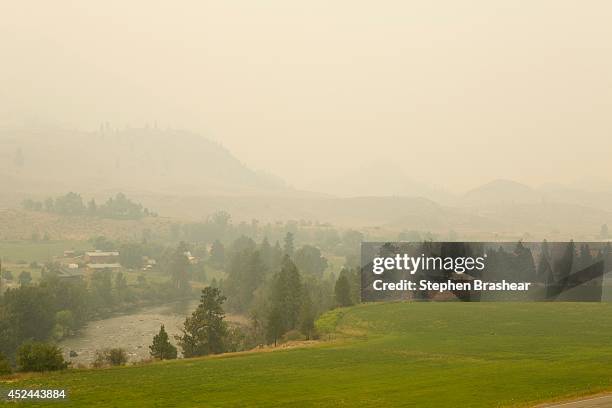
top-left (463, 179), bottom-right (541, 205)
top-left (0, 126), bottom-right (289, 199)
top-left (1, 126), bottom-right (611, 239)
top-left (308, 161), bottom-right (455, 204)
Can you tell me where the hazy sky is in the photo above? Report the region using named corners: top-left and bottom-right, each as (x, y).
top-left (1, 0), bottom-right (611, 191)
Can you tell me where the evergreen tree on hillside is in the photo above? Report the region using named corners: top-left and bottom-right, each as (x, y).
top-left (150, 325), bottom-right (177, 360)
top-left (554, 240), bottom-right (575, 282)
top-left (177, 287), bottom-right (228, 357)
top-left (577, 244), bottom-right (593, 271)
top-left (513, 241), bottom-right (536, 281)
top-left (224, 248), bottom-right (266, 313)
top-left (537, 240), bottom-right (553, 284)
top-left (266, 255), bottom-right (302, 344)
top-left (266, 307), bottom-right (284, 346)
top-left (299, 292), bottom-right (315, 339)
top-left (334, 274), bottom-right (353, 307)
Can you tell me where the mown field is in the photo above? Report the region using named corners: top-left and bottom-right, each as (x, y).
top-left (2, 302), bottom-right (612, 407)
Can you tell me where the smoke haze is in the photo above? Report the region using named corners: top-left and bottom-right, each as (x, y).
top-left (2, 0), bottom-right (612, 191)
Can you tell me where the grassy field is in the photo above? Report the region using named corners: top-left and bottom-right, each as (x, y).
top-left (2, 302), bottom-right (612, 407)
top-left (0, 240), bottom-right (90, 263)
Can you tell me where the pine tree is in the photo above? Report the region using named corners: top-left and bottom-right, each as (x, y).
top-left (299, 292), bottom-right (315, 339)
top-left (537, 240), bottom-right (552, 284)
top-left (177, 287), bottom-right (228, 357)
top-left (150, 325), bottom-right (177, 360)
top-left (266, 255), bottom-right (302, 344)
top-left (266, 306), bottom-right (284, 346)
top-left (514, 241), bottom-right (535, 281)
top-left (554, 240), bottom-right (575, 281)
top-left (334, 274), bottom-right (353, 307)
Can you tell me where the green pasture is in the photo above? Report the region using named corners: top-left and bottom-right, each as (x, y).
top-left (3, 302), bottom-right (612, 407)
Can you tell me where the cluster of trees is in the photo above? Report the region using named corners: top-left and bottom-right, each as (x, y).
top-left (484, 242), bottom-right (538, 282)
top-left (99, 230), bottom-right (360, 360)
top-left (484, 241), bottom-right (612, 284)
top-left (0, 258), bottom-right (194, 369)
top-left (0, 268), bottom-right (83, 373)
top-left (0, 342), bottom-right (132, 374)
top-left (0, 271), bottom-right (88, 361)
top-left (0, 342), bottom-right (67, 374)
top-left (213, 232), bottom-right (359, 346)
top-left (132, 230), bottom-right (359, 359)
top-left (146, 253), bottom-right (360, 363)
top-left (0, 269), bottom-right (31, 285)
top-left (265, 255), bottom-right (313, 344)
top-left (167, 211), bottom-right (363, 268)
top-left (22, 192), bottom-right (156, 219)
top-left (144, 288), bottom-right (230, 361)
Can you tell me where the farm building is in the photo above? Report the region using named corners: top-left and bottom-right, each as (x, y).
top-left (85, 250), bottom-right (121, 269)
top-left (57, 267), bottom-right (86, 282)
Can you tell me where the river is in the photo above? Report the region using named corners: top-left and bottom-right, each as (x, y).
top-left (59, 300), bottom-right (247, 366)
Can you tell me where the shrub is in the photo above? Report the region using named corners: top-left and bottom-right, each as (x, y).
top-left (16, 342), bottom-right (68, 372)
top-left (93, 348), bottom-right (128, 367)
top-left (108, 348), bottom-right (128, 366)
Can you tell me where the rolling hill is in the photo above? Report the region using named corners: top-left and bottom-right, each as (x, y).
top-left (0, 126), bottom-right (288, 203)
